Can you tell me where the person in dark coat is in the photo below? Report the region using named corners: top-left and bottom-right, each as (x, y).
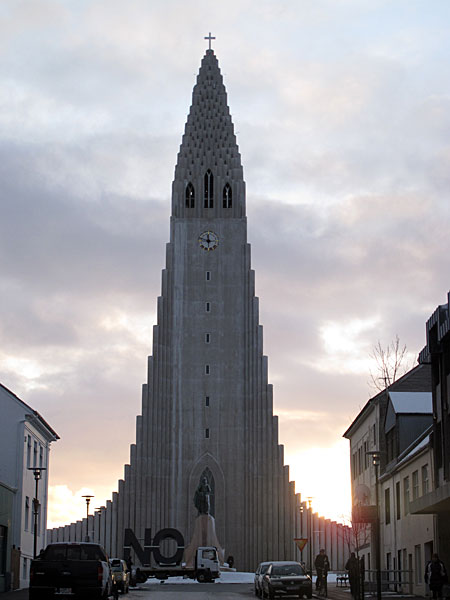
top-left (345, 552), bottom-right (359, 599)
top-left (425, 554), bottom-right (448, 599)
top-left (315, 549), bottom-right (330, 591)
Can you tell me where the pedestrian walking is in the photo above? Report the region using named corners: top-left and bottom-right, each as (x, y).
top-left (425, 553), bottom-right (448, 600)
top-left (345, 552), bottom-right (359, 599)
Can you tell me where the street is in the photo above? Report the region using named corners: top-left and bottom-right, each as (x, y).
top-left (132, 581), bottom-right (255, 598)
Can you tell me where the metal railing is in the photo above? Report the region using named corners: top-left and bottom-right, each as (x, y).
top-left (364, 569), bottom-right (414, 595)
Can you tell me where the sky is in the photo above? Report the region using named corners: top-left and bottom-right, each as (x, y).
top-left (1, 0), bottom-right (450, 528)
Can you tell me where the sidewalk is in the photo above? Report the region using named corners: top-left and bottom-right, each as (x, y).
top-left (0, 589), bottom-right (28, 599)
top-left (323, 582), bottom-right (427, 600)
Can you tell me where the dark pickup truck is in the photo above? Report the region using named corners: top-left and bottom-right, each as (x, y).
top-left (29, 542), bottom-right (113, 599)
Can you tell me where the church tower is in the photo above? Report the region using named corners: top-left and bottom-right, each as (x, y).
top-left (117, 45), bottom-right (298, 570)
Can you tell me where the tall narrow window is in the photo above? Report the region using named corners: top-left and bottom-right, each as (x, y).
top-left (422, 464), bottom-right (429, 495)
top-left (25, 497), bottom-right (30, 531)
top-left (27, 436), bottom-right (31, 467)
top-left (223, 183), bottom-right (232, 208)
top-left (412, 470), bottom-right (419, 499)
top-left (205, 396), bottom-right (210, 406)
top-left (205, 365), bottom-right (210, 375)
top-left (205, 271), bottom-right (211, 281)
top-left (396, 481), bottom-right (401, 519)
top-left (205, 333), bottom-right (210, 343)
top-left (185, 182), bottom-right (195, 208)
top-left (205, 302), bottom-right (210, 312)
top-left (33, 441), bottom-right (37, 467)
top-left (205, 428), bottom-right (210, 439)
top-left (403, 476), bottom-right (410, 515)
top-left (385, 487), bottom-right (391, 524)
top-left (204, 169), bottom-right (214, 208)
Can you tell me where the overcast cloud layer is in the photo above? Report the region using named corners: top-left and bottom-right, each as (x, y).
top-left (1, 0), bottom-right (450, 525)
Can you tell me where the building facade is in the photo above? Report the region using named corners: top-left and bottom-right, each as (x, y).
top-left (0, 384), bottom-right (59, 592)
top-left (411, 291), bottom-right (450, 569)
top-left (343, 364), bottom-right (436, 595)
top-left (47, 46), bottom-right (355, 573)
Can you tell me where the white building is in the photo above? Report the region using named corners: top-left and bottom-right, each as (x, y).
top-left (0, 383), bottom-right (59, 592)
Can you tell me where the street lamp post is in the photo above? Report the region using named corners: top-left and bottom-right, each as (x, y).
top-left (82, 495), bottom-right (94, 542)
top-left (369, 452), bottom-right (382, 600)
top-left (307, 497), bottom-right (313, 578)
top-left (28, 467), bottom-right (46, 559)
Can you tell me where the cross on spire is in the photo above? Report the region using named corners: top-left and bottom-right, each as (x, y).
top-left (204, 32), bottom-right (216, 50)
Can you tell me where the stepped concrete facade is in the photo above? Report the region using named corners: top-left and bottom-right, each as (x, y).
top-left (48, 47), bottom-right (350, 571)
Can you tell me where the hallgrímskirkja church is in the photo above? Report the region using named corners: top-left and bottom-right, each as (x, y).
top-left (48, 43), bottom-right (349, 571)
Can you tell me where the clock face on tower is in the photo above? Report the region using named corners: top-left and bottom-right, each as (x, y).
top-left (198, 231), bottom-right (219, 251)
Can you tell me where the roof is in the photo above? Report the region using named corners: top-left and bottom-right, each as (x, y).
top-left (0, 382), bottom-right (60, 440)
top-left (343, 363), bottom-right (431, 439)
top-left (388, 391), bottom-right (432, 414)
top-left (174, 49), bottom-right (243, 185)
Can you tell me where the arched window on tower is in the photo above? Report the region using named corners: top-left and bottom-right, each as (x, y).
top-left (185, 182), bottom-right (195, 208)
top-left (223, 183), bottom-right (232, 208)
top-left (198, 467), bottom-right (215, 517)
top-left (204, 170), bottom-right (214, 208)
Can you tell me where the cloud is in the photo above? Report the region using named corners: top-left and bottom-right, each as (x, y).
top-left (1, 0), bottom-right (450, 528)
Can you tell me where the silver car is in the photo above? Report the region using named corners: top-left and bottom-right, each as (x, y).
top-left (254, 562), bottom-right (272, 597)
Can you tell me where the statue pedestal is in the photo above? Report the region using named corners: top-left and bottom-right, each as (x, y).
top-left (184, 514), bottom-right (225, 567)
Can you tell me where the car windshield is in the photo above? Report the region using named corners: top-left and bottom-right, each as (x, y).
top-left (272, 564), bottom-right (305, 577)
top-left (261, 564), bottom-right (270, 575)
top-left (111, 565), bottom-right (123, 572)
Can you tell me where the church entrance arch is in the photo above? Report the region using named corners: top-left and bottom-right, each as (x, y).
top-left (188, 454), bottom-right (225, 543)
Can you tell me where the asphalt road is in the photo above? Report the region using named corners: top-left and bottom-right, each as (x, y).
top-left (132, 582), bottom-right (255, 597)
top-left (3, 583), bottom-right (256, 599)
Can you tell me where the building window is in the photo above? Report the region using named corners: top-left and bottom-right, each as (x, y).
top-left (33, 441), bottom-right (37, 467)
top-left (414, 545), bottom-right (422, 584)
top-left (25, 497), bottom-right (30, 531)
top-left (23, 557), bottom-right (27, 580)
top-left (39, 445), bottom-right (43, 467)
top-left (396, 481), bottom-right (401, 520)
top-left (205, 365), bottom-right (210, 375)
top-left (364, 441), bottom-right (369, 469)
top-left (205, 428), bottom-right (210, 439)
top-left (206, 271), bottom-right (211, 281)
top-left (205, 333), bottom-right (210, 343)
top-left (385, 488), bottom-right (391, 524)
top-left (185, 182), bottom-right (195, 208)
top-left (205, 396), bottom-right (210, 407)
top-left (422, 464), bottom-right (429, 495)
top-left (204, 169), bottom-right (214, 208)
top-left (372, 424), bottom-right (377, 446)
top-left (205, 302), bottom-right (210, 312)
top-left (223, 183), bottom-right (232, 208)
top-left (0, 525), bottom-right (6, 576)
top-left (412, 470), bottom-right (419, 500)
top-left (27, 436), bottom-right (31, 467)
top-left (403, 477), bottom-right (410, 515)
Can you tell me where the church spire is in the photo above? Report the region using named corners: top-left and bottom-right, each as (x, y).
top-left (172, 49), bottom-right (245, 218)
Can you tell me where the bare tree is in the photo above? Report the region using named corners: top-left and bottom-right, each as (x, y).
top-left (368, 335), bottom-right (408, 392)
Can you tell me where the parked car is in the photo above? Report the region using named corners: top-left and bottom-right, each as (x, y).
top-left (261, 561), bottom-right (312, 599)
top-left (254, 562), bottom-right (271, 597)
top-left (109, 558), bottom-right (130, 594)
top-left (29, 542), bottom-right (113, 599)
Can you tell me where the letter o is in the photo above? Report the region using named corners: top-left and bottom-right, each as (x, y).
top-left (152, 528), bottom-right (185, 565)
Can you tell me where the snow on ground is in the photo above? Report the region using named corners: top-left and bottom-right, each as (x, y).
top-left (145, 571), bottom-right (255, 585)
top-left (143, 571), bottom-right (341, 586)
